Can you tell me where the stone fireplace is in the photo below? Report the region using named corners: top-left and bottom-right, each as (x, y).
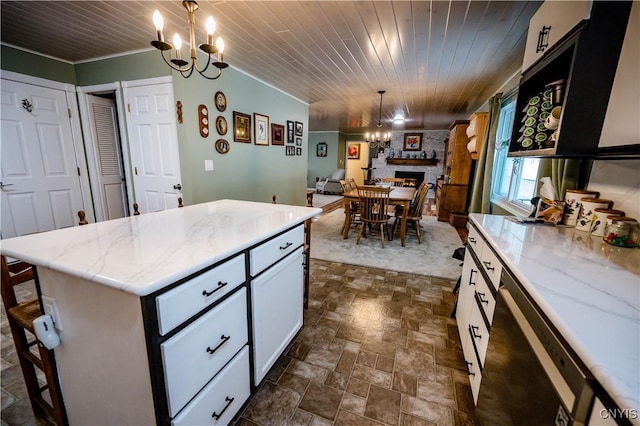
top-left (395, 171), bottom-right (425, 187)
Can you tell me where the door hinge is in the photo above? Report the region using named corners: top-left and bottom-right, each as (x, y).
top-left (134, 166), bottom-right (138, 175)
top-left (127, 103), bottom-right (131, 113)
top-left (68, 108), bottom-right (72, 119)
top-left (77, 167), bottom-right (81, 176)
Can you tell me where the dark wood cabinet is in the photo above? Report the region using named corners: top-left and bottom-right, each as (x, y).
top-left (508, 1), bottom-right (634, 158)
top-left (437, 121), bottom-right (472, 221)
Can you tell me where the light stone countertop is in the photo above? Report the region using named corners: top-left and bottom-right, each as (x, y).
top-left (0, 200), bottom-right (321, 296)
top-left (470, 213), bottom-right (639, 420)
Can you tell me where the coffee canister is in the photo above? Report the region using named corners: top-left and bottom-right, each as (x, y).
top-left (562, 189), bottom-right (599, 226)
top-left (590, 208), bottom-right (625, 237)
top-left (576, 198), bottom-right (612, 231)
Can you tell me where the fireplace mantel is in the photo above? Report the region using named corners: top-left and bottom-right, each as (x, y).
top-left (386, 158), bottom-right (439, 166)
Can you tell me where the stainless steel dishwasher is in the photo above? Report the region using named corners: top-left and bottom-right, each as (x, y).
top-left (474, 268), bottom-right (596, 425)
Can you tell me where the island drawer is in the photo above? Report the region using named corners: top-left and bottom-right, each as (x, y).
top-left (479, 245), bottom-right (502, 290)
top-left (468, 299), bottom-right (490, 371)
top-left (161, 288), bottom-right (248, 417)
top-left (250, 225), bottom-right (303, 276)
top-left (156, 254), bottom-right (246, 335)
top-left (466, 224), bottom-right (484, 257)
top-left (171, 346), bottom-right (250, 426)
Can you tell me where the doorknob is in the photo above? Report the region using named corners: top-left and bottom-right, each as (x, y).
top-left (0, 181), bottom-right (14, 188)
top-left (173, 184), bottom-right (182, 190)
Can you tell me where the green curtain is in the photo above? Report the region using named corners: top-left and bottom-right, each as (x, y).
top-left (536, 158), bottom-right (593, 200)
top-left (469, 93), bottom-right (502, 213)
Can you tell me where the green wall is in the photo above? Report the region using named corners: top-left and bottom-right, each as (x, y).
top-left (1, 46), bottom-right (310, 207)
top-left (307, 131), bottom-right (341, 187)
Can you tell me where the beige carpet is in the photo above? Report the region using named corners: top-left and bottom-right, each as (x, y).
top-left (309, 208), bottom-right (464, 279)
top-left (310, 192), bottom-right (343, 208)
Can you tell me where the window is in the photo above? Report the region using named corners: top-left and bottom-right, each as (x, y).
top-left (491, 94), bottom-right (540, 216)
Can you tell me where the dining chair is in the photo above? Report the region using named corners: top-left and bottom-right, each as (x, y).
top-left (356, 185), bottom-right (392, 248)
top-left (381, 177), bottom-right (405, 187)
top-left (341, 180), bottom-right (361, 233)
top-left (1, 256), bottom-right (67, 425)
top-left (391, 182), bottom-right (432, 243)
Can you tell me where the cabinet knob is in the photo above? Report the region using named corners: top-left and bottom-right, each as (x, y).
top-left (206, 334), bottom-right (230, 355)
top-left (477, 292), bottom-right (489, 305)
top-left (536, 25), bottom-right (551, 53)
top-left (468, 269), bottom-right (477, 286)
top-left (482, 261), bottom-right (495, 272)
top-left (470, 325), bottom-right (482, 339)
top-left (202, 281), bottom-right (228, 297)
top-left (468, 237), bottom-right (476, 244)
top-left (212, 396), bottom-right (235, 420)
top-left (465, 361), bottom-right (475, 376)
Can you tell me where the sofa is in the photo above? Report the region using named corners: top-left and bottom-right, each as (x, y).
top-left (315, 168), bottom-right (345, 194)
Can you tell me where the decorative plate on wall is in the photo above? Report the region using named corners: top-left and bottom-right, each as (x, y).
top-left (216, 116), bottom-right (228, 135)
top-left (198, 105), bottom-right (209, 137)
top-left (215, 91), bottom-right (227, 112)
top-left (215, 139), bottom-right (230, 154)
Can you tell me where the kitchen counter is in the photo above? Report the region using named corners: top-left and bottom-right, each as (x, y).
top-left (469, 214), bottom-right (639, 418)
top-left (0, 199), bottom-right (321, 296)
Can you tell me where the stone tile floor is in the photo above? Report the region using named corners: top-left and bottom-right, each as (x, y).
top-left (1, 259), bottom-right (473, 426)
top-left (232, 259), bottom-right (474, 426)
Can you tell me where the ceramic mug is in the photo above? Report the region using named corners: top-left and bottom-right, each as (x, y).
top-left (575, 198), bottom-right (613, 231)
top-left (562, 189), bottom-right (599, 226)
top-left (544, 106), bottom-right (562, 130)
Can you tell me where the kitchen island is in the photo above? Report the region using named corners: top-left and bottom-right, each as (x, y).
top-left (469, 213), bottom-right (639, 424)
top-left (1, 200), bottom-right (321, 425)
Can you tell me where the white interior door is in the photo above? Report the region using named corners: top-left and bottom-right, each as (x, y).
top-left (1, 79), bottom-right (86, 239)
top-left (124, 80), bottom-right (182, 214)
top-left (85, 94), bottom-right (127, 221)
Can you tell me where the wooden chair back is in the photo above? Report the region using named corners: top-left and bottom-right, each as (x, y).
top-left (381, 177), bottom-right (405, 187)
top-left (357, 186), bottom-right (391, 223)
top-left (407, 182), bottom-right (432, 219)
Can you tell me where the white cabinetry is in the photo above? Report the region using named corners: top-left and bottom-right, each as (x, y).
top-left (456, 221), bottom-right (502, 403)
top-left (522, 1), bottom-right (592, 72)
top-left (251, 246), bottom-right (304, 385)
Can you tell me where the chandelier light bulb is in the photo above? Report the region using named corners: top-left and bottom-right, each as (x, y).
top-left (205, 17), bottom-right (216, 35)
top-left (216, 37), bottom-right (225, 54)
top-left (153, 10), bottom-right (164, 32)
top-left (173, 33), bottom-right (182, 50)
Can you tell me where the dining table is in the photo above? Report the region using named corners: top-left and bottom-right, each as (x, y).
top-left (342, 186), bottom-right (416, 247)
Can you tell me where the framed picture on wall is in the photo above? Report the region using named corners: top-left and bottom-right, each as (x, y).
top-left (295, 137), bottom-right (302, 146)
top-left (254, 113), bottom-right (269, 146)
top-left (316, 142), bottom-right (327, 157)
top-left (287, 121), bottom-right (295, 143)
top-left (233, 111), bottom-right (251, 143)
top-left (271, 123), bottom-right (285, 145)
top-left (347, 143), bottom-right (360, 159)
top-left (286, 145), bottom-right (295, 156)
top-left (296, 147), bottom-right (302, 156)
top-left (403, 133), bottom-right (423, 151)
top-left (295, 121), bottom-right (303, 136)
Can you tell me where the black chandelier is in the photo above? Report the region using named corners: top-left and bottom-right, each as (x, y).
top-left (151, 1), bottom-right (228, 80)
top-left (365, 90), bottom-right (391, 149)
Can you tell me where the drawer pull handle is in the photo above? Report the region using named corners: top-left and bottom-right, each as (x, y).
top-left (202, 281), bottom-right (228, 297)
top-left (212, 396), bottom-right (235, 420)
top-left (468, 269), bottom-right (477, 286)
top-left (477, 292), bottom-right (488, 305)
top-left (206, 335), bottom-right (230, 355)
top-left (471, 325), bottom-right (482, 339)
top-left (280, 241), bottom-right (293, 250)
top-left (465, 361), bottom-right (475, 376)
top-left (482, 261), bottom-right (495, 272)
top-left (468, 237), bottom-right (476, 243)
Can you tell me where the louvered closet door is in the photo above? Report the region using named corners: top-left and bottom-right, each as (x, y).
top-left (86, 94), bottom-right (127, 221)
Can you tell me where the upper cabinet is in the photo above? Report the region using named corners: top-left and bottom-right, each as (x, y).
top-left (598, 1), bottom-right (640, 154)
top-left (509, 1), bottom-right (636, 159)
top-left (522, 2), bottom-right (592, 73)
top-left (466, 112), bottom-right (488, 161)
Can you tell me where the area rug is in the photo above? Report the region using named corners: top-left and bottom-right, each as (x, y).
top-left (309, 208), bottom-right (464, 279)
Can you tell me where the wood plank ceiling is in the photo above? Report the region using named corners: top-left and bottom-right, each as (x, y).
top-left (0, 1), bottom-right (541, 133)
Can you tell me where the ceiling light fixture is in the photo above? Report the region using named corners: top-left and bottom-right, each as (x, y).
top-left (393, 114), bottom-right (405, 124)
top-left (151, 1), bottom-right (228, 80)
top-left (365, 90), bottom-right (391, 149)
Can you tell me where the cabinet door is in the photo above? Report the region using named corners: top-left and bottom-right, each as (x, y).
top-left (598, 1), bottom-right (639, 150)
top-left (251, 248), bottom-right (304, 385)
top-left (522, 1), bottom-right (592, 71)
top-left (457, 249), bottom-right (480, 345)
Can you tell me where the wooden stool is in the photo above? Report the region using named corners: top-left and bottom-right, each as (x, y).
top-left (1, 255), bottom-right (67, 425)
